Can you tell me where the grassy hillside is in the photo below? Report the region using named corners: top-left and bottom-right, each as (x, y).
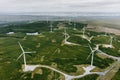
top-left (0, 21), bottom-right (119, 80)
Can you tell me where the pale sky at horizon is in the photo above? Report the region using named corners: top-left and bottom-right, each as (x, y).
top-left (0, 0), bottom-right (120, 13)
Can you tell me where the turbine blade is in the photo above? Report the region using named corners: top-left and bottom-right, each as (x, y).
top-left (18, 42), bottom-right (24, 52)
top-left (86, 52), bottom-right (92, 60)
top-left (25, 52), bottom-right (32, 53)
top-left (88, 44), bottom-right (93, 51)
top-left (16, 53), bottom-right (23, 61)
top-left (25, 51), bottom-right (36, 54)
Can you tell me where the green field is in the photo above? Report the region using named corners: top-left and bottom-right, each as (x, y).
top-left (0, 21), bottom-right (119, 80)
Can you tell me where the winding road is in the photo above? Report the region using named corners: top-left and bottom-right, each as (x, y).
top-left (22, 33), bottom-right (120, 80)
top-left (36, 45), bottom-right (120, 80)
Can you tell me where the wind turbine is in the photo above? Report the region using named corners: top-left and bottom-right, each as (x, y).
top-left (104, 28), bottom-right (107, 36)
top-left (73, 22), bottom-right (76, 30)
top-left (17, 42), bottom-right (35, 70)
top-left (109, 35), bottom-right (113, 48)
top-left (73, 13), bottom-right (77, 30)
top-left (82, 27), bottom-right (86, 38)
top-left (64, 27), bottom-right (67, 43)
top-left (104, 32), bottom-right (107, 36)
top-left (87, 44), bottom-right (96, 67)
top-left (68, 18), bottom-right (71, 25)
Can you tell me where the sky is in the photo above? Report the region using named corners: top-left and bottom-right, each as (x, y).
top-left (0, 0), bottom-right (120, 13)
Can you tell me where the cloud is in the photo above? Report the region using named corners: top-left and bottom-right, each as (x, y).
top-left (0, 0), bottom-right (120, 13)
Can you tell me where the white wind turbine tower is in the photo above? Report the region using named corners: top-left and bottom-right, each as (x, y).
top-left (68, 18), bottom-right (71, 25)
top-left (64, 27), bottom-right (67, 43)
top-left (82, 27), bottom-right (86, 38)
top-left (73, 13), bottom-right (77, 30)
top-left (110, 35), bottom-right (113, 48)
top-left (87, 44), bottom-right (96, 67)
top-left (104, 31), bottom-right (107, 36)
top-left (104, 32), bottom-right (107, 36)
top-left (104, 28), bottom-right (107, 36)
top-left (74, 13), bottom-right (77, 30)
top-left (73, 22), bottom-right (76, 30)
top-left (17, 42), bottom-right (35, 71)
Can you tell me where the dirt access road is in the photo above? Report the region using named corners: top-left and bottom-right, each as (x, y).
top-left (97, 61), bottom-right (120, 80)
